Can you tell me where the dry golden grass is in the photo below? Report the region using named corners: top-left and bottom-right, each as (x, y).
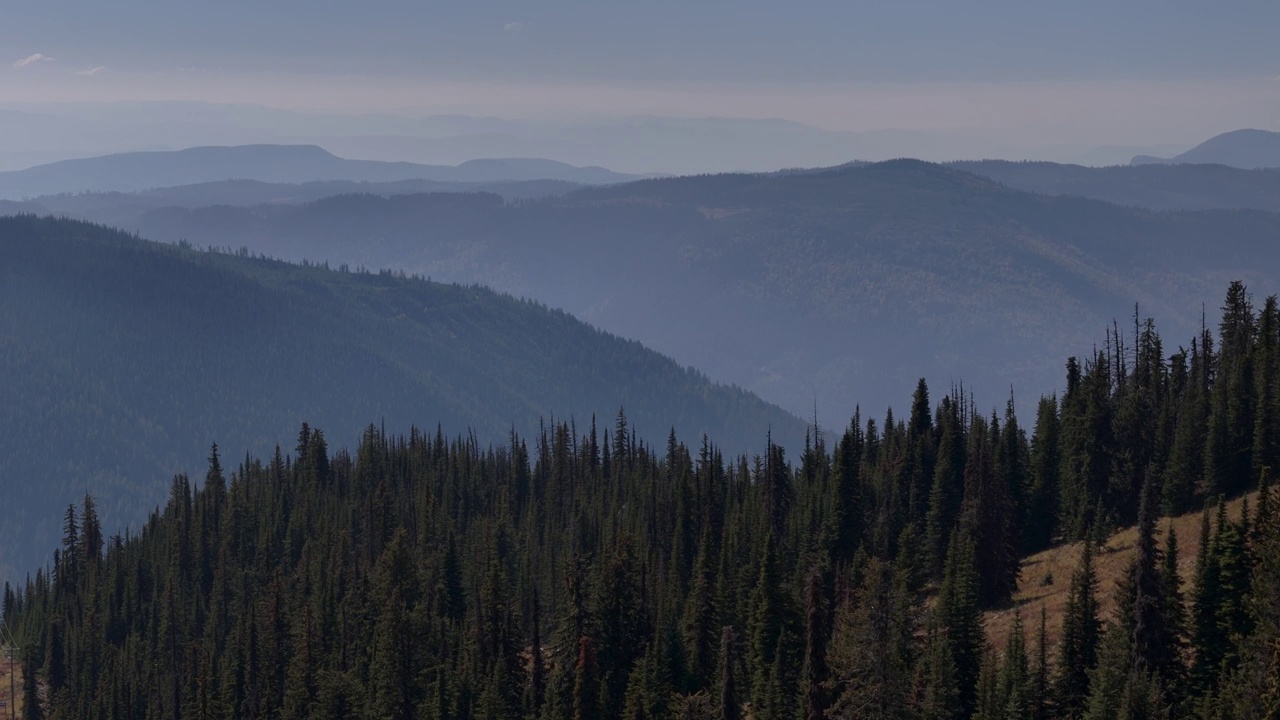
top-left (984, 493), bottom-right (1257, 656)
top-left (0, 647), bottom-right (21, 719)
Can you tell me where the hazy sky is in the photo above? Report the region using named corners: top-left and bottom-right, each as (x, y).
top-left (2, 0), bottom-right (1278, 144)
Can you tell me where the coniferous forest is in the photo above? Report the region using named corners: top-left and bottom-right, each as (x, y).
top-left (5, 282), bottom-right (1280, 720)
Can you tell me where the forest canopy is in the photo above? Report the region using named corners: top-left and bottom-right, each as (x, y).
top-left (6, 281), bottom-right (1279, 719)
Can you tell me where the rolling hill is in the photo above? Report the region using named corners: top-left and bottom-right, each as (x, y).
top-left (65, 159), bottom-right (1280, 422)
top-left (1130, 128), bottom-right (1280, 169)
top-left (951, 160), bottom-right (1280, 212)
top-left (0, 145), bottom-right (644, 199)
top-left (0, 215), bottom-right (806, 579)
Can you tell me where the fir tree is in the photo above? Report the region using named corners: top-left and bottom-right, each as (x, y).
top-left (1056, 537), bottom-right (1101, 720)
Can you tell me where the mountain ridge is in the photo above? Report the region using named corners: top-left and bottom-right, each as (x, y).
top-left (0, 214), bottom-right (806, 577)
top-left (0, 144), bottom-right (648, 199)
top-left (63, 159), bottom-right (1280, 421)
top-left (1130, 128), bottom-right (1280, 169)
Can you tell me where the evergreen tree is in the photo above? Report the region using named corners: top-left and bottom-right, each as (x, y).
top-left (825, 558), bottom-right (914, 720)
top-left (1026, 396), bottom-right (1061, 552)
top-left (797, 569), bottom-right (828, 720)
top-left (1057, 537), bottom-right (1102, 720)
top-left (572, 636), bottom-right (600, 720)
top-left (1121, 475), bottom-right (1172, 683)
top-left (718, 626), bottom-right (740, 720)
top-left (935, 529), bottom-right (983, 719)
top-left (1081, 623), bottom-right (1132, 720)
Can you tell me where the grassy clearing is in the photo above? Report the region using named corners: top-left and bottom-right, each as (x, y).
top-left (984, 492), bottom-right (1256, 655)
top-left (0, 646), bottom-right (20, 719)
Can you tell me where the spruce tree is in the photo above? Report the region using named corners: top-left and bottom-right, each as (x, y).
top-left (797, 569), bottom-right (828, 720)
top-left (936, 529), bottom-right (983, 719)
top-left (1056, 537), bottom-right (1101, 720)
top-left (718, 626), bottom-right (740, 720)
top-left (22, 653), bottom-right (43, 720)
top-left (1026, 395), bottom-right (1061, 553)
top-left (1081, 623), bottom-right (1132, 720)
top-left (572, 636), bottom-right (600, 720)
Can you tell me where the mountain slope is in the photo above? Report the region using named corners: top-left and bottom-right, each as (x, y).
top-left (78, 160), bottom-right (1280, 422)
top-left (16, 177), bottom-right (580, 230)
top-left (0, 215), bottom-right (805, 577)
top-left (0, 145), bottom-right (644, 199)
top-left (1131, 128), bottom-right (1280, 169)
top-left (951, 160), bottom-right (1280, 212)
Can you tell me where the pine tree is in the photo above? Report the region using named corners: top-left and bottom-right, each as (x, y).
top-left (747, 535), bottom-right (791, 705)
top-left (1032, 606), bottom-right (1049, 720)
top-left (960, 413), bottom-right (1019, 606)
top-left (572, 636), bottom-right (600, 720)
top-left (1221, 479), bottom-right (1280, 718)
top-left (825, 557), bottom-right (914, 720)
top-left (1167, 338), bottom-right (1210, 514)
top-left (1026, 395), bottom-right (1061, 552)
top-left (682, 532), bottom-right (719, 692)
top-left (1254, 296), bottom-right (1280, 477)
top-left (936, 529), bottom-right (983, 719)
top-left (23, 653), bottom-right (43, 720)
top-left (917, 623), bottom-right (960, 720)
top-left (925, 398), bottom-right (965, 576)
top-left (1159, 523), bottom-right (1189, 704)
top-left (1056, 537), bottom-right (1101, 720)
top-left (1001, 609), bottom-right (1032, 720)
top-left (1122, 475), bottom-right (1172, 683)
top-left (370, 589), bottom-right (415, 720)
top-left (718, 626), bottom-right (740, 720)
top-left (1081, 623), bottom-right (1132, 720)
top-left (831, 414), bottom-right (866, 565)
top-left (797, 569), bottom-right (828, 720)
top-left (282, 604), bottom-right (320, 720)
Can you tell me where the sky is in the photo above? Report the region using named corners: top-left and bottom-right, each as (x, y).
top-left (1, 0), bottom-right (1278, 157)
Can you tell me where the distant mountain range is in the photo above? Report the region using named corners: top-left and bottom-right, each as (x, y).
top-left (1131, 129), bottom-right (1280, 169)
top-left (0, 144), bottom-right (646, 199)
top-left (0, 102), bottom-right (1197, 174)
top-left (15, 152), bottom-right (1279, 235)
top-left (47, 159), bottom-right (1278, 422)
top-left (2, 177), bottom-right (581, 230)
top-left (0, 215), bottom-right (806, 577)
top-left (952, 160), bottom-right (1280, 212)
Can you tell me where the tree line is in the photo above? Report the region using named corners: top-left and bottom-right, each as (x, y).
top-left (4, 281), bottom-right (1279, 719)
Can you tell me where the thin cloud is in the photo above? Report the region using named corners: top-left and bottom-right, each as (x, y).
top-left (13, 53), bottom-right (55, 68)
top-left (503, 21), bottom-right (525, 33)
top-left (75, 66), bottom-right (107, 76)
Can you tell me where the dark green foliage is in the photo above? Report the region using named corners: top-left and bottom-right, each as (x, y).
top-left (22, 653), bottom-right (43, 720)
top-left (6, 279), bottom-right (1280, 720)
top-left (937, 530), bottom-right (984, 719)
top-left (1056, 538), bottom-right (1101, 720)
top-left (718, 626), bottom-right (740, 720)
top-left (1027, 396), bottom-right (1062, 552)
top-left (824, 557), bottom-right (916, 719)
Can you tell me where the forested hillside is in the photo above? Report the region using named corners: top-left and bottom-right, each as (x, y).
top-left (951, 160), bottom-right (1280, 212)
top-left (0, 215), bottom-right (805, 578)
top-left (6, 282), bottom-right (1279, 719)
top-left (75, 159), bottom-right (1280, 421)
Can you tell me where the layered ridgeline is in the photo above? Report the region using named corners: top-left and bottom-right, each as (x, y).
top-left (76, 159), bottom-right (1280, 421)
top-left (951, 160), bottom-right (1280, 212)
top-left (0, 144), bottom-right (646, 199)
top-left (1130, 129), bottom-right (1280, 169)
top-left (0, 215), bottom-right (806, 578)
top-left (5, 283), bottom-right (1280, 720)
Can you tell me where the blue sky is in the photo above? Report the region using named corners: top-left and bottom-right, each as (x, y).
top-left (1, 1), bottom-right (1277, 150)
